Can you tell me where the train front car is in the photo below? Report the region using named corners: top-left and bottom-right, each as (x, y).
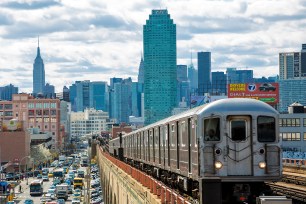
top-left (198, 98), bottom-right (281, 204)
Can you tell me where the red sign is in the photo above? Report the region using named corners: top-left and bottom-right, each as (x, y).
top-left (227, 83), bottom-right (279, 104)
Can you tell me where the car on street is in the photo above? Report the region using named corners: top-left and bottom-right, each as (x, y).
top-left (5, 172), bottom-right (15, 181)
top-left (37, 174), bottom-right (43, 179)
top-left (42, 175), bottom-right (49, 181)
top-left (46, 188), bottom-right (56, 200)
top-left (57, 199), bottom-right (65, 204)
top-left (23, 199), bottom-right (34, 204)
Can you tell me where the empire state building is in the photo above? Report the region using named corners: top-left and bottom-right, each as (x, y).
top-left (33, 38), bottom-right (45, 95)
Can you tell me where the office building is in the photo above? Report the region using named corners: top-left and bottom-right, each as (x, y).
top-left (112, 78), bottom-right (132, 123)
top-left (89, 81), bottom-right (108, 112)
top-left (280, 102), bottom-right (306, 152)
top-left (62, 86), bottom-right (70, 102)
top-left (131, 82), bottom-right (143, 117)
top-left (0, 94), bottom-right (61, 150)
top-left (0, 84), bottom-right (18, 101)
top-left (69, 80), bottom-right (108, 112)
top-left (33, 39), bottom-right (45, 94)
top-left (226, 68), bottom-right (254, 83)
top-left (70, 108), bottom-right (112, 138)
top-left (278, 79), bottom-right (306, 113)
top-left (211, 71), bottom-right (227, 95)
top-left (188, 62), bottom-right (198, 93)
top-left (198, 52), bottom-right (211, 95)
top-left (138, 57), bottom-right (144, 84)
top-left (143, 9), bottom-right (177, 125)
top-left (279, 44), bottom-right (306, 79)
top-left (279, 52), bottom-right (300, 79)
top-left (43, 83), bottom-right (55, 98)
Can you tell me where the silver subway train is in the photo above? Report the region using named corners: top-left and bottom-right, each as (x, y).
top-left (109, 98), bottom-right (282, 203)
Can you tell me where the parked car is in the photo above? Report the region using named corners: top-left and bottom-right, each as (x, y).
top-left (259, 83), bottom-right (276, 91)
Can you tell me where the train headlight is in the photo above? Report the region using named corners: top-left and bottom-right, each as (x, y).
top-left (259, 161), bottom-right (266, 169)
top-left (215, 161), bottom-right (223, 169)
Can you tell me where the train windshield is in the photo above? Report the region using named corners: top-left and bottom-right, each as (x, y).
top-left (204, 118), bottom-right (220, 141)
top-left (257, 116), bottom-right (276, 142)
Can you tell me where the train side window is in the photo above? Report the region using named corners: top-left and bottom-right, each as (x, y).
top-left (231, 120), bottom-right (246, 141)
top-left (258, 116), bottom-right (276, 142)
top-left (204, 118), bottom-right (220, 141)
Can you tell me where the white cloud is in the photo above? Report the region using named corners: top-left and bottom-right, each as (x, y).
top-left (0, 0), bottom-right (305, 93)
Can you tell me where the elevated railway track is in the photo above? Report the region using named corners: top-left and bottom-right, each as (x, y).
top-left (265, 159), bottom-right (306, 203)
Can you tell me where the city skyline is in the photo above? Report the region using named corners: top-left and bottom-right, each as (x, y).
top-left (0, 0), bottom-right (305, 93)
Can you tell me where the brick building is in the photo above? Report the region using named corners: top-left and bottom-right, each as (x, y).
top-left (0, 120), bottom-right (31, 172)
top-left (0, 93), bottom-right (61, 150)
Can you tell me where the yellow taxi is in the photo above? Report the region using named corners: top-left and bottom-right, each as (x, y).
top-left (48, 172), bottom-right (53, 178)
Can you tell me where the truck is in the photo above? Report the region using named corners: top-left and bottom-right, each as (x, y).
top-left (77, 170), bottom-right (85, 178)
top-left (59, 155), bottom-right (66, 163)
top-left (55, 184), bottom-right (69, 201)
top-left (80, 156), bottom-right (88, 167)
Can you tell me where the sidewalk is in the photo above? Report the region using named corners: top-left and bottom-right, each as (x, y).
top-left (13, 177), bottom-right (32, 200)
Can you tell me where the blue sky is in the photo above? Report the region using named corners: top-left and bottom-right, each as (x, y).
top-left (0, 0), bottom-right (305, 93)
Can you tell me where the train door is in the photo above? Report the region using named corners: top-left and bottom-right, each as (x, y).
top-left (227, 116), bottom-right (252, 176)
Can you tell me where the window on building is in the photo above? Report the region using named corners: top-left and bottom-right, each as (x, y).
top-left (4, 111), bottom-right (13, 116)
top-left (35, 103), bottom-right (42, 108)
top-left (28, 110), bottom-right (34, 116)
top-left (303, 119), bottom-right (306, 127)
top-left (43, 110), bottom-right (49, 115)
top-left (28, 103), bottom-right (34, 108)
top-left (44, 118), bottom-right (49, 122)
top-left (50, 103), bottom-right (56, 108)
top-left (36, 110), bottom-right (42, 116)
top-left (0, 104), bottom-right (3, 109)
top-left (45, 125), bottom-right (47, 129)
top-left (303, 133), bottom-right (306, 140)
top-left (280, 118), bottom-right (300, 127)
top-left (281, 132), bottom-right (301, 141)
top-left (50, 110), bottom-right (56, 115)
top-left (43, 103), bottom-right (50, 108)
top-left (4, 104), bottom-right (12, 109)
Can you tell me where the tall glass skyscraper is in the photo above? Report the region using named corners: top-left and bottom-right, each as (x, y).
top-left (143, 9), bottom-right (177, 125)
top-left (33, 39), bottom-right (45, 94)
top-left (138, 57), bottom-right (144, 84)
top-left (69, 80), bottom-right (108, 112)
top-left (0, 84), bottom-right (18, 101)
top-left (198, 52), bottom-right (211, 95)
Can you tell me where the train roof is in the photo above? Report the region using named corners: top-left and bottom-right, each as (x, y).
top-left (118, 98), bottom-right (278, 139)
top-left (199, 98), bottom-right (279, 115)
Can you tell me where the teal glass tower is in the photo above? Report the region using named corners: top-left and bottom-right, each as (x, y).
top-left (143, 9), bottom-right (177, 125)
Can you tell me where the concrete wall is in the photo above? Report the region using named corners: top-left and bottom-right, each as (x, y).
top-left (97, 146), bottom-right (160, 204)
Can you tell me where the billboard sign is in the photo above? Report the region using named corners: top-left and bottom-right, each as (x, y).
top-left (2, 119), bottom-right (23, 131)
top-left (228, 83), bottom-right (279, 104)
top-left (190, 95), bottom-right (211, 108)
